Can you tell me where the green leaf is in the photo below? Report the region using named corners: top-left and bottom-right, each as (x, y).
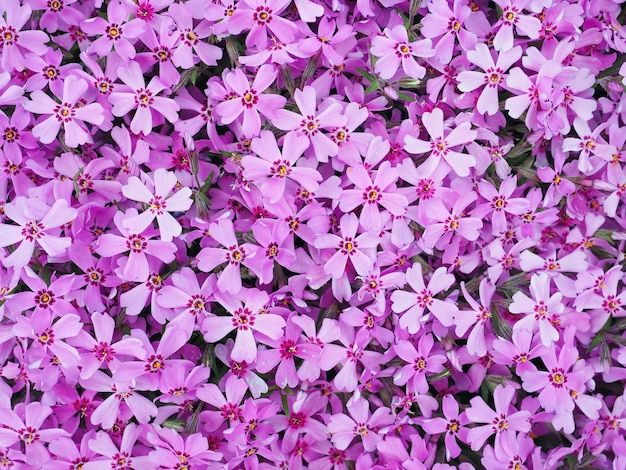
top-left (355, 68), bottom-right (377, 84)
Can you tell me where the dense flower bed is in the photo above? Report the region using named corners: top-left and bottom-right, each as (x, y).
top-left (0, 0), bottom-right (625, 468)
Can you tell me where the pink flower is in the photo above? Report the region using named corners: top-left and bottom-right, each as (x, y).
top-left (227, 0), bottom-right (298, 50)
top-left (391, 264), bottom-right (457, 333)
top-left (421, 394), bottom-right (470, 460)
top-left (492, 0), bottom-right (541, 51)
top-left (339, 161), bottom-right (408, 232)
top-left (202, 288), bottom-right (285, 363)
top-left (80, 1), bottom-right (145, 61)
top-left (404, 107), bottom-right (477, 177)
top-left (122, 168), bottom-right (193, 242)
top-left (0, 196), bottom-right (76, 268)
top-left (214, 64), bottom-right (286, 137)
top-left (465, 384), bottom-right (531, 454)
top-left (370, 25), bottom-right (434, 80)
top-left (23, 75), bottom-right (105, 147)
top-left (168, 3), bottom-right (222, 68)
top-left (109, 60), bottom-right (180, 136)
top-left (272, 86), bottom-right (348, 162)
top-left (0, 402), bottom-right (69, 466)
top-left (196, 218), bottom-right (260, 294)
top-left (457, 44), bottom-right (522, 116)
top-left (393, 333), bottom-right (447, 394)
top-left (327, 396), bottom-right (394, 452)
top-left (313, 213), bottom-right (379, 280)
top-left (242, 130), bottom-right (322, 203)
top-left (0, 0), bottom-right (49, 71)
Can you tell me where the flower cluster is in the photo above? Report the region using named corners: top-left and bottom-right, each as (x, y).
top-left (0, 0), bottom-right (625, 468)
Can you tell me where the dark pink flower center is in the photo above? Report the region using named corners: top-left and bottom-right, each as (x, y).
top-left (241, 89), bottom-right (259, 108)
top-left (18, 427), bottom-right (39, 445)
top-left (484, 68), bottom-right (504, 87)
top-left (148, 195), bottom-right (167, 214)
top-left (339, 237), bottom-right (357, 255)
top-left (127, 234), bottom-right (148, 253)
top-left (38, 329), bottom-right (55, 345)
top-left (145, 354), bottom-right (165, 373)
top-left (232, 307), bottom-right (255, 330)
top-left (35, 289), bottom-right (55, 308)
top-left (363, 185), bottom-right (382, 204)
top-left (54, 103), bottom-right (75, 122)
top-left (395, 42), bottom-right (412, 57)
top-left (94, 342), bottom-right (116, 362)
top-left (181, 28), bottom-right (199, 46)
top-left (105, 23), bottom-right (123, 41)
top-left (280, 339), bottom-right (298, 359)
top-left (226, 245), bottom-right (246, 264)
top-left (288, 411), bottom-right (307, 429)
top-left (0, 26), bottom-right (18, 46)
top-left (270, 160), bottom-right (291, 178)
top-left (549, 368), bottom-right (567, 388)
top-left (253, 6), bottom-right (272, 25)
top-left (135, 89), bottom-right (154, 108)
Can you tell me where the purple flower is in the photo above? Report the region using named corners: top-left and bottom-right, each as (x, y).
top-left (23, 75), bottom-right (105, 147)
top-left (404, 107), bottom-right (477, 177)
top-left (370, 25), bottom-right (434, 80)
top-left (457, 44), bottom-right (522, 116)
top-left (214, 64), bottom-right (286, 137)
top-left (393, 333), bottom-right (447, 394)
top-left (0, 0), bottom-right (49, 71)
top-left (421, 394), bottom-right (470, 460)
top-left (0, 402), bottom-right (69, 466)
top-left (108, 60), bottom-right (180, 136)
top-left (391, 264), bottom-right (457, 333)
top-left (465, 384), bottom-right (531, 454)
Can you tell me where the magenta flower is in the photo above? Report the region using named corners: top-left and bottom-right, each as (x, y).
top-left (95, 210), bottom-right (177, 282)
top-left (393, 333), bottom-right (447, 394)
top-left (457, 44), bottom-right (522, 116)
top-left (202, 288), bottom-right (285, 363)
top-left (391, 264), bottom-right (457, 333)
top-left (327, 396), bottom-right (394, 452)
top-left (272, 86), bottom-right (348, 162)
top-left (313, 213), bottom-right (379, 280)
top-left (242, 130), bottom-right (322, 203)
top-left (122, 168), bottom-right (193, 242)
top-left (247, 219), bottom-right (296, 285)
top-left (404, 107), bottom-right (477, 177)
top-left (421, 394), bottom-right (470, 460)
top-left (70, 311), bottom-right (146, 380)
top-left (465, 384), bottom-right (531, 454)
top-left (196, 218), bottom-right (260, 294)
top-left (339, 161), bottom-right (408, 232)
top-left (80, 1), bottom-right (145, 61)
top-left (0, 196), bottom-right (76, 268)
top-left (0, 403), bottom-right (70, 466)
top-left (147, 427), bottom-right (223, 468)
top-left (214, 64), bottom-right (286, 137)
top-left (370, 25), bottom-right (434, 80)
top-left (227, 0), bottom-right (298, 50)
top-left (109, 60), bottom-right (180, 136)
top-left (492, 0), bottom-right (541, 51)
top-left (23, 75), bottom-right (105, 147)
top-left (509, 273), bottom-right (564, 347)
top-left (168, 3), bottom-right (222, 68)
top-left (521, 343), bottom-right (596, 422)
top-left (474, 176), bottom-right (530, 233)
top-left (0, 0), bottom-right (49, 71)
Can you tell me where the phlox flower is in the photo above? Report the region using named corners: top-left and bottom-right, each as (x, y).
top-left (168, 3), bottom-right (222, 68)
top-left (146, 427), bottom-right (223, 468)
top-left (196, 218), bottom-right (260, 294)
top-left (247, 219), bottom-right (296, 285)
top-left (419, 191), bottom-right (483, 253)
top-left (420, 0), bottom-right (477, 66)
top-left (157, 267), bottom-right (216, 340)
top-left (23, 75), bottom-right (105, 147)
top-left (509, 273), bottom-right (564, 347)
top-left (404, 107), bottom-right (477, 177)
top-left (87, 424), bottom-right (152, 468)
top-left (202, 288), bottom-right (285, 364)
top-left (109, 60), bottom-right (180, 136)
top-left (0, 106), bottom-right (37, 164)
top-left (197, 375), bottom-right (247, 429)
top-left (474, 176), bottom-right (530, 234)
top-left (421, 394), bottom-right (470, 460)
top-left (492, 327), bottom-right (547, 374)
top-left (297, 17), bottom-right (357, 64)
top-left (393, 333), bottom-right (447, 394)
top-left (80, 1), bottom-right (145, 61)
top-left (256, 315), bottom-right (321, 389)
top-left (136, 20), bottom-right (181, 88)
top-left (454, 279), bottom-right (497, 358)
top-left (521, 341), bottom-right (600, 433)
top-left (370, 25), bottom-right (434, 80)
top-left (272, 86), bottom-right (348, 162)
top-left (54, 152), bottom-right (123, 204)
top-left (214, 339), bottom-right (269, 399)
top-left (314, 213), bottom-right (379, 280)
top-left (0, 196), bottom-right (76, 269)
top-left (82, 371), bottom-right (158, 429)
top-left (491, 0), bottom-right (541, 51)
top-left (0, 402), bottom-right (70, 466)
top-left (457, 44), bottom-right (522, 116)
top-left (391, 265), bottom-right (457, 334)
top-left (69, 311), bottom-right (146, 380)
top-left (214, 64), bottom-right (286, 137)
top-left (46, 432), bottom-right (102, 470)
top-left (327, 396), bottom-right (394, 452)
top-left (465, 384), bottom-right (531, 454)
top-left (268, 391), bottom-right (327, 452)
top-left (157, 362), bottom-right (212, 405)
top-left (227, 0), bottom-right (298, 50)
top-left (0, 0), bottom-right (49, 71)
top-left (30, 0), bottom-right (84, 34)
top-left (242, 130), bottom-right (322, 204)
top-left (95, 209), bottom-right (177, 283)
top-left (339, 161), bottom-right (408, 232)
top-left (122, 168), bottom-right (193, 242)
